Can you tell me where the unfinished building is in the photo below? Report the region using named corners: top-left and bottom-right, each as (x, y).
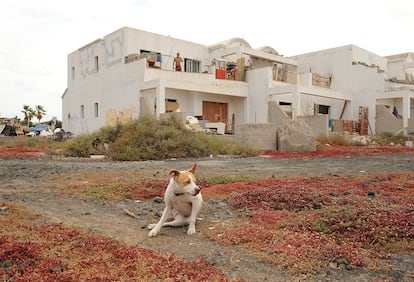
top-left (62, 27), bottom-right (414, 147)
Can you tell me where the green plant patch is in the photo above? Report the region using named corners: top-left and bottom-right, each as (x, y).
top-left (80, 183), bottom-right (127, 200)
top-left (200, 175), bottom-right (257, 185)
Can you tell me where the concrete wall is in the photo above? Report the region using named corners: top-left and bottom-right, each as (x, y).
top-left (375, 105), bottom-right (404, 135)
top-left (408, 118), bottom-right (414, 134)
top-left (268, 101), bottom-right (289, 127)
top-left (234, 114), bottom-right (328, 150)
top-left (235, 123), bottom-right (277, 150)
top-left (298, 114), bottom-right (329, 138)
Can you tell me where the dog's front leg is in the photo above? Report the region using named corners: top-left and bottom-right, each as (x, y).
top-left (148, 206), bottom-right (171, 237)
top-left (187, 199), bottom-right (202, 235)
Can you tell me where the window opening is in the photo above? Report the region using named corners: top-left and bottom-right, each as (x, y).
top-left (94, 56), bottom-right (99, 71)
top-left (94, 103), bottom-right (99, 117)
top-left (184, 58), bottom-right (200, 73)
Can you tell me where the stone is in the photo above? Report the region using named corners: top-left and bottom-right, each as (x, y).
top-left (277, 119), bottom-right (316, 152)
top-left (153, 196), bottom-right (164, 203)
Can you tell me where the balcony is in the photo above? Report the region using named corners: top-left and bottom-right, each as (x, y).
top-left (133, 59), bottom-right (248, 98)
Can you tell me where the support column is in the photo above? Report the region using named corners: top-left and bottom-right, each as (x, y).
top-left (402, 93), bottom-right (410, 136)
top-left (155, 82), bottom-right (165, 118)
top-left (291, 88), bottom-right (300, 119)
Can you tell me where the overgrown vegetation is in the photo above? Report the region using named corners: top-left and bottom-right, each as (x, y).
top-left (371, 132), bottom-right (413, 145)
top-left (63, 115), bottom-right (261, 160)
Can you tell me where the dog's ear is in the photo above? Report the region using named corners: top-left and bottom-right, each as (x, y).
top-left (188, 163), bottom-right (197, 174)
top-left (169, 169), bottom-right (180, 178)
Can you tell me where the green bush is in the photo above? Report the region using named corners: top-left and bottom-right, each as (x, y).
top-left (64, 115), bottom-right (261, 160)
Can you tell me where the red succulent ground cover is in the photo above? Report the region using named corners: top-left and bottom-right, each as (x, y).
top-left (203, 173), bottom-right (414, 274)
top-left (0, 202), bottom-right (235, 282)
top-left (0, 145), bottom-right (46, 158)
top-left (264, 144), bottom-right (414, 159)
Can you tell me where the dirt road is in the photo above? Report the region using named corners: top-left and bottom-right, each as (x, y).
top-left (1, 153), bottom-right (413, 281)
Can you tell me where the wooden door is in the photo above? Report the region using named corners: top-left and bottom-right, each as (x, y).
top-left (202, 101), bottom-right (228, 122)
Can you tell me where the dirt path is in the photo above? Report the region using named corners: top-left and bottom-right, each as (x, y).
top-left (1, 154), bottom-right (413, 281)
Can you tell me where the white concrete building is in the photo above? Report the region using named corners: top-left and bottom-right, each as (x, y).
top-left (62, 27), bottom-right (414, 137)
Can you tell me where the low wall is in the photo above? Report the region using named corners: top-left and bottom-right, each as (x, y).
top-left (298, 115), bottom-right (329, 138)
top-left (235, 123), bottom-right (277, 150)
top-left (375, 105), bottom-right (403, 135)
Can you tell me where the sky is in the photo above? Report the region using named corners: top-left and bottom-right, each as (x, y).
top-left (1, 0), bottom-right (413, 122)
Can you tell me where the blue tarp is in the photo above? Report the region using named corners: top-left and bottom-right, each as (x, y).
top-left (30, 124), bottom-right (50, 133)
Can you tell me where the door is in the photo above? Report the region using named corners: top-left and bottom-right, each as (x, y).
top-left (202, 101), bottom-right (228, 122)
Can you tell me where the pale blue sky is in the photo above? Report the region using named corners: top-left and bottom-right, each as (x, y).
top-left (1, 0), bottom-right (413, 121)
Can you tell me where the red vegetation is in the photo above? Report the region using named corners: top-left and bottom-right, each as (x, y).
top-left (0, 203), bottom-right (233, 282)
top-left (264, 144), bottom-right (414, 159)
top-left (206, 173), bottom-right (414, 273)
top-left (0, 145), bottom-right (45, 158)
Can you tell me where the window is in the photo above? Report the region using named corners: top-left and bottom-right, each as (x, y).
top-left (273, 64), bottom-right (283, 81)
top-left (72, 66), bottom-right (75, 80)
top-left (94, 56), bottom-right (99, 71)
top-left (94, 103), bottom-right (99, 117)
top-left (279, 102), bottom-right (291, 106)
top-left (184, 59), bottom-right (200, 73)
top-left (317, 104), bottom-right (330, 115)
top-left (80, 105), bottom-right (84, 119)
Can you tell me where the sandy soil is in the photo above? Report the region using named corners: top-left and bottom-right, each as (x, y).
top-left (1, 154), bottom-right (413, 281)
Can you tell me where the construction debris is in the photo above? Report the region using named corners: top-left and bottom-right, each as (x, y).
top-left (122, 208), bottom-right (138, 219)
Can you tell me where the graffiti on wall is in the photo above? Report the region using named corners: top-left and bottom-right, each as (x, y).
top-left (79, 33), bottom-right (124, 79)
top-left (106, 108), bottom-right (134, 127)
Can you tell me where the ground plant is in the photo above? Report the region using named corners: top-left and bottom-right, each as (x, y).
top-left (203, 174), bottom-right (414, 274)
top-left (0, 202), bottom-right (232, 282)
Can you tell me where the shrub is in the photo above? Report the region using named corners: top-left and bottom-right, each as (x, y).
top-left (64, 115), bottom-right (261, 160)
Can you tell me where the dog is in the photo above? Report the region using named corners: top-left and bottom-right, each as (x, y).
top-left (148, 163), bottom-right (203, 237)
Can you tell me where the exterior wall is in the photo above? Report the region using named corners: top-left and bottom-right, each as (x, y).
top-left (376, 105), bottom-right (404, 135)
top-left (245, 67), bottom-right (272, 123)
top-left (408, 118), bottom-right (414, 134)
top-left (298, 114), bottom-right (329, 138)
top-left (64, 29), bottom-right (146, 134)
top-left (124, 28), bottom-right (209, 72)
top-left (293, 45), bottom-right (393, 134)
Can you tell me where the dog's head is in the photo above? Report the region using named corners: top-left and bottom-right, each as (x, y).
top-left (169, 163), bottom-right (200, 196)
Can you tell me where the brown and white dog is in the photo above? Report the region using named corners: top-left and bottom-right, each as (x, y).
top-left (148, 163), bottom-right (202, 237)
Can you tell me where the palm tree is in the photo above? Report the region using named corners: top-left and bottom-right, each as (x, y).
top-left (35, 105), bottom-right (46, 124)
top-left (21, 105), bottom-right (35, 127)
